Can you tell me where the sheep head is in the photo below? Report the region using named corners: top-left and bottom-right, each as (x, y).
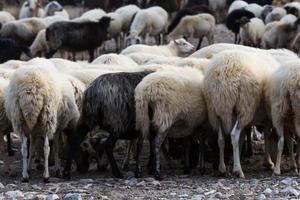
top-left (173, 38), bottom-right (195, 53)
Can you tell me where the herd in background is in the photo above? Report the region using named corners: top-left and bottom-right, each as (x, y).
top-left (2, 0), bottom-right (300, 184)
top-left (3, 0), bottom-right (300, 64)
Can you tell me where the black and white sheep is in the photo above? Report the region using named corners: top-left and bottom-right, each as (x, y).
top-left (63, 71), bottom-right (153, 179)
top-left (45, 16), bottom-right (112, 62)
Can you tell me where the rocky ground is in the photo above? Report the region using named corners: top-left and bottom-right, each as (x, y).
top-left (0, 25), bottom-right (299, 200)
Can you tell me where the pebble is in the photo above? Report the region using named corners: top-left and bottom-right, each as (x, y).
top-left (249, 179), bottom-right (258, 185)
top-left (5, 190), bottom-right (24, 199)
top-left (125, 178), bottom-right (137, 186)
top-left (151, 180), bottom-right (161, 187)
top-left (24, 192), bottom-right (38, 199)
top-left (255, 194), bottom-right (266, 200)
top-left (191, 195), bottom-right (204, 200)
top-left (63, 193), bottom-right (82, 200)
top-left (170, 192), bottom-right (176, 196)
top-left (195, 187), bottom-right (204, 194)
top-left (32, 184), bottom-right (42, 190)
top-left (46, 194), bottom-right (60, 200)
top-left (204, 190), bottom-right (216, 196)
top-left (79, 179), bottom-right (94, 183)
top-left (178, 194), bottom-right (188, 198)
top-left (281, 186), bottom-right (300, 197)
top-left (136, 181), bottom-right (145, 187)
top-left (0, 183), bottom-right (4, 189)
top-left (263, 188), bottom-right (272, 196)
top-left (211, 192), bottom-right (223, 198)
top-left (281, 178), bottom-right (293, 186)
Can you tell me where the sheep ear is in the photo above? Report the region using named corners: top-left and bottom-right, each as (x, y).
top-left (174, 39), bottom-right (180, 45)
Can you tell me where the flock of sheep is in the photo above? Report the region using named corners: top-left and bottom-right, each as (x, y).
top-left (1, 0), bottom-right (300, 184)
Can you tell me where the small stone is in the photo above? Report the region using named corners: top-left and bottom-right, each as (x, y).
top-left (100, 195), bottom-right (109, 200)
top-left (151, 180), bottom-right (161, 187)
top-left (281, 186), bottom-right (300, 196)
top-left (46, 194), bottom-right (60, 200)
top-left (293, 180), bottom-right (299, 186)
top-left (144, 177), bottom-right (155, 182)
top-left (0, 183), bottom-right (4, 189)
top-left (5, 190), bottom-right (24, 199)
top-left (281, 178), bottom-right (293, 186)
top-left (195, 187), bottom-right (204, 194)
top-left (63, 193), bottom-right (82, 200)
top-left (191, 195), bottom-right (204, 200)
top-left (255, 194), bottom-right (266, 200)
top-left (6, 184), bottom-right (17, 188)
top-left (125, 171), bottom-right (135, 179)
top-left (170, 193), bottom-right (176, 196)
top-left (263, 188), bottom-right (272, 196)
top-left (79, 179), bottom-right (93, 183)
top-left (24, 192), bottom-right (38, 199)
top-left (125, 178), bottom-right (137, 186)
top-left (204, 190), bottom-right (216, 196)
top-left (136, 181), bottom-right (145, 187)
top-left (178, 194), bottom-right (188, 198)
top-left (32, 184), bottom-right (42, 190)
top-left (212, 192), bottom-right (223, 198)
top-left (36, 194), bottom-right (47, 200)
top-left (249, 179), bottom-right (258, 185)
top-left (0, 161), bottom-right (3, 165)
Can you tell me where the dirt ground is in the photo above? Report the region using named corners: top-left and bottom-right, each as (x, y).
top-left (1, 24), bottom-right (300, 200)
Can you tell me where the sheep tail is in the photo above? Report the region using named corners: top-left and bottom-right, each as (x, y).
top-left (19, 85), bottom-right (44, 130)
top-left (135, 91), bottom-right (150, 139)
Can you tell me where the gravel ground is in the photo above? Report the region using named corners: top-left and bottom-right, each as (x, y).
top-left (1, 24), bottom-right (299, 200)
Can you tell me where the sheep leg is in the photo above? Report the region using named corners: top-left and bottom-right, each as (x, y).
top-left (53, 132), bottom-right (62, 177)
top-left (122, 140), bottom-right (133, 170)
top-left (264, 127), bottom-right (274, 170)
top-left (234, 34), bottom-right (238, 44)
top-left (231, 120), bottom-right (244, 178)
top-left (43, 135), bottom-right (50, 183)
top-left (135, 136), bottom-right (143, 178)
top-left (6, 131), bottom-right (14, 157)
top-left (21, 135), bottom-right (29, 182)
top-left (218, 127), bottom-right (226, 175)
top-left (0, 131), bottom-right (10, 174)
top-left (273, 124), bottom-right (284, 176)
top-left (183, 138), bottom-right (191, 174)
top-left (27, 134), bottom-right (37, 172)
top-left (196, 38), bottom-right (203, 50)
top-left (286, 130), bottom-right (297, 173)
top-left (105, 135), bottom-right (123, 178)
top-left (88, 49), bottom-right (94, 63)
top-left (153, 132), bottom-right (168, 180)
top-left (294, 123), bottom-right (300, 172)
top-left (148, 133), bottom-right (155, 175)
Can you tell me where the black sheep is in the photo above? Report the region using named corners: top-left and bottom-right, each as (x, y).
top-left (63, 71), bottom-right (153, 179)
top-left (167, 5), bottom-right (211, 34)
top-left (45, 16), bottom-right (111, 62)
top-left (0, 38), bottom-right (31, 64)
top-left (226, 9), bottom-right (255, 44)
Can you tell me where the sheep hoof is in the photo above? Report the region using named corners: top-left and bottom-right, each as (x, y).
top-left (21, 177), bottom-right (29, 183)
top-left (63, 171), bottom-right (71, 180)
top-left (43, 177), bottom-right (50, 183)
top-left (233, 170), bottom-right (245, 178)
top-left (154, 174), bottom-right (162, 181)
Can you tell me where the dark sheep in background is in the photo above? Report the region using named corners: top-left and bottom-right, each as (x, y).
top-left (226, 9), bottom-right (255, 44)
top-left (45, 16), bottom-right (111, 62)
top-left (63, 71), bottom-right (153, 179)
top-left (0, 38), bottom-right (31, 64)
top-left (244, 0), bottom-right (272, 6)
top-left (167, 5), bottom-right (211, 34)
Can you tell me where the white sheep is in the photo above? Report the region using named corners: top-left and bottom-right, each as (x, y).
top-left (265, 7), bottom-right (286, 24)
top-left (126, 6), bottom-right (168, 45)
top-left (121, 38), bottom-right (195, 57)
top-left (0, 60), bottom-right (27, 69)
top-left (262, 19), bottom-right (297, 49)
top-left (115, 4), bottom-right (141, 33)
top-left (43, 1), bottom-right (66, 17)
top-left (0, 11), bottom-right (15, 29)
top-left (126, 53), bottom-right (170, 65)
top-left (265, 60), bottom-right (300, 175)
top-left (5, 58), bottom-right (81, 182)
top-left (245, 3), bottom-right (264, 18)
top-left (175, 57), bottom-right (210, 72)
top-left (19, 0), bottom-right (44, 19)
top-left (72, 8), bottom-right (106, 22)
top-left (208, 0), bottom-right (226, 23)
top-left (135, 67), bottom-right (206, 179)
top-left (228, 0), bottom-right (248, 14)
top-left (105, 12), bottom-right (124, 51)
top-left (0, 17), bottom-right (46, 46)
top-left (203, 50), bottom-right (280, 178)
top-left (168, 13), bottom-right (215, 50)
top-left (92, 53), bottom-right (138, 67)
top-left (237, 17), bottom-right (265, 47)
top-left (189, 43), bottom-right (298, 64)
top-left (279, 14), bottom-right (297, 24)
top-left (143, 56), bottom-right (181, 65)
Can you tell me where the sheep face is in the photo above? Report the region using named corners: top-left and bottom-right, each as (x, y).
top-left (174, 38), bottom-right (195, 53)
top-left (26, 0), bottom-right (41, 11)
top-left (126, 35), bottom-right (142, 46)
top-left (45, 1), bottom-right (63, 16)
